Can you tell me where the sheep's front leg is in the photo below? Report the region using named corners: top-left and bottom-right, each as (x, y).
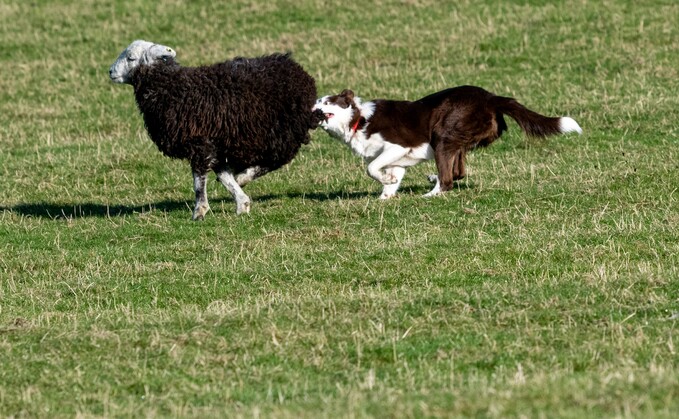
top-left (192, 171), bottom-right (210, 220)
top-left (216, 170), bottom-right (251, 215)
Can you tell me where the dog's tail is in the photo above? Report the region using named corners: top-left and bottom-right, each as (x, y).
top-left (491, 96), bottom-right (582, 138)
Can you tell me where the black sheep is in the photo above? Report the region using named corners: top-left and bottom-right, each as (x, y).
top-left (109, 40), bottom-right (323, 218)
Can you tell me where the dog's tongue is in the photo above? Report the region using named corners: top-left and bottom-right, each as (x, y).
top-left (325, 113), bottom-right (334, 119)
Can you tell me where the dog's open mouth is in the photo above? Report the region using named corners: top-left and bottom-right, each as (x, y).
top-left (324, 113), bottom-right (334, 120)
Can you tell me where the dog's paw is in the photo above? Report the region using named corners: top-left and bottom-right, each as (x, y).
top-left (381, 173), bottom-right (398, 185)
top-left (422, 190), bottom-right (441, 198)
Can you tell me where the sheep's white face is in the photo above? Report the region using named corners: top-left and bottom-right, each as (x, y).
top-left (109, 40), bottom-right (176, 84)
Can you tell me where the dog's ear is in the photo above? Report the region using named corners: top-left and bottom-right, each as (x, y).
top-left (340, 89), bottom-right (354, 101)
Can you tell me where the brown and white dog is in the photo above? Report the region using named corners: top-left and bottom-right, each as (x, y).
top-left (313, 86), bottom-right (582, 198)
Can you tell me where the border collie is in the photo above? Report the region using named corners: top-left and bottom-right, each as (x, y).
top-left (313, 86), bottom-right (582, 199)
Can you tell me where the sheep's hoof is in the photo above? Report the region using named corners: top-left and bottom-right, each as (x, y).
top-left (236, 200), bottom-right (251, 215)
top-left (192, 204), bottom-right (210, 220)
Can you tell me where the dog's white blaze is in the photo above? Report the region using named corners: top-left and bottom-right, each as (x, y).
top-left (312, 101), bottom-right (355, 141)
top-left (558, 117), bottom-right (582, 134)
top-left (314, 96), bottom-right (329, 106)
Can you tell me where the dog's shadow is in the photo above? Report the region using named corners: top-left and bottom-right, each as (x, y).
top-left (256, 190), bottom-right (372, 203)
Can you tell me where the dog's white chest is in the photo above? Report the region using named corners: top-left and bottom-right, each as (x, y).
top-left (350, 132), bottom-right (386, 160)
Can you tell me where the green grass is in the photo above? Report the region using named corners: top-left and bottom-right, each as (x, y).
top-left (1, 0), bottom-right (678, 417)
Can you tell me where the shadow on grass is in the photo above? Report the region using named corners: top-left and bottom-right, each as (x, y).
top-left (256, 190), bottom-right (373, 203)
top-left (259, 181), bottom-right (472, 202)
top-left (1, 179), bottom-right (472, 219)
top-left (0, 190), bottom-right (376, 219)
top-left (2, 200), bottom-right (193, 219)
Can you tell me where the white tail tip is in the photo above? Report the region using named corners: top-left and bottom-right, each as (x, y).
top-left (559, 117), bottom-right (582, 135)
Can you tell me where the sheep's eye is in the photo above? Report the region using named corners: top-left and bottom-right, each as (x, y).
top-left (127, 56), bottom-right (136, 62)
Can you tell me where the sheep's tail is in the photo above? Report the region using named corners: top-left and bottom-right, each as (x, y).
top-left (491, 96), bottom-right (582, 138)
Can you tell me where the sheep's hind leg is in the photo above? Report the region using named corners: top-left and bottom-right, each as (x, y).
top-left (235, 166), bottom-right (263, 187)
top-left (192, 171), bottom-right (210, 220)
top-left (217, 170), bottom-right (251, 215)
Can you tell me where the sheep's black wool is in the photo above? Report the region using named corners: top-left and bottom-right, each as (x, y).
top-left (130, 53), bottom-right (322, 178)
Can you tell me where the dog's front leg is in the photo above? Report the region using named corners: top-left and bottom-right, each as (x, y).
top-left (366, 145), bottom-right (409, 185)
top-left (379, 167), bottom-right (406, 199)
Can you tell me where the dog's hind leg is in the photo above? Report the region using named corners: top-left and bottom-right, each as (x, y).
top-left (427, 146), bottom-right (464, 194)
top-left (452, 149), bottom-right (466, 180)
top-left (424, 174), bottom-right (441, 197)
top-left (433, 140), bottom-right (461, 194)
top-left (379, 166), bottom-right (406, 199)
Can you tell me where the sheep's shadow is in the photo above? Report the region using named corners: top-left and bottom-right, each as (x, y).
top-left (2, 200), bottom-right (192, 219)
top-left (1, 189), bottom-right (375, 219)
top-left (2, 182), bottom-right (471, 219)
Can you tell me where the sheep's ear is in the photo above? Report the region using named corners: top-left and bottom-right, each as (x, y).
top-left (147, 43), bottom-right (176, 62)
top-left (340, 89), bottom-right (354, 101)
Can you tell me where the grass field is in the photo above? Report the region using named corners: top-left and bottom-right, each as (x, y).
top-left (1, 0), bottom-right (678, 417)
